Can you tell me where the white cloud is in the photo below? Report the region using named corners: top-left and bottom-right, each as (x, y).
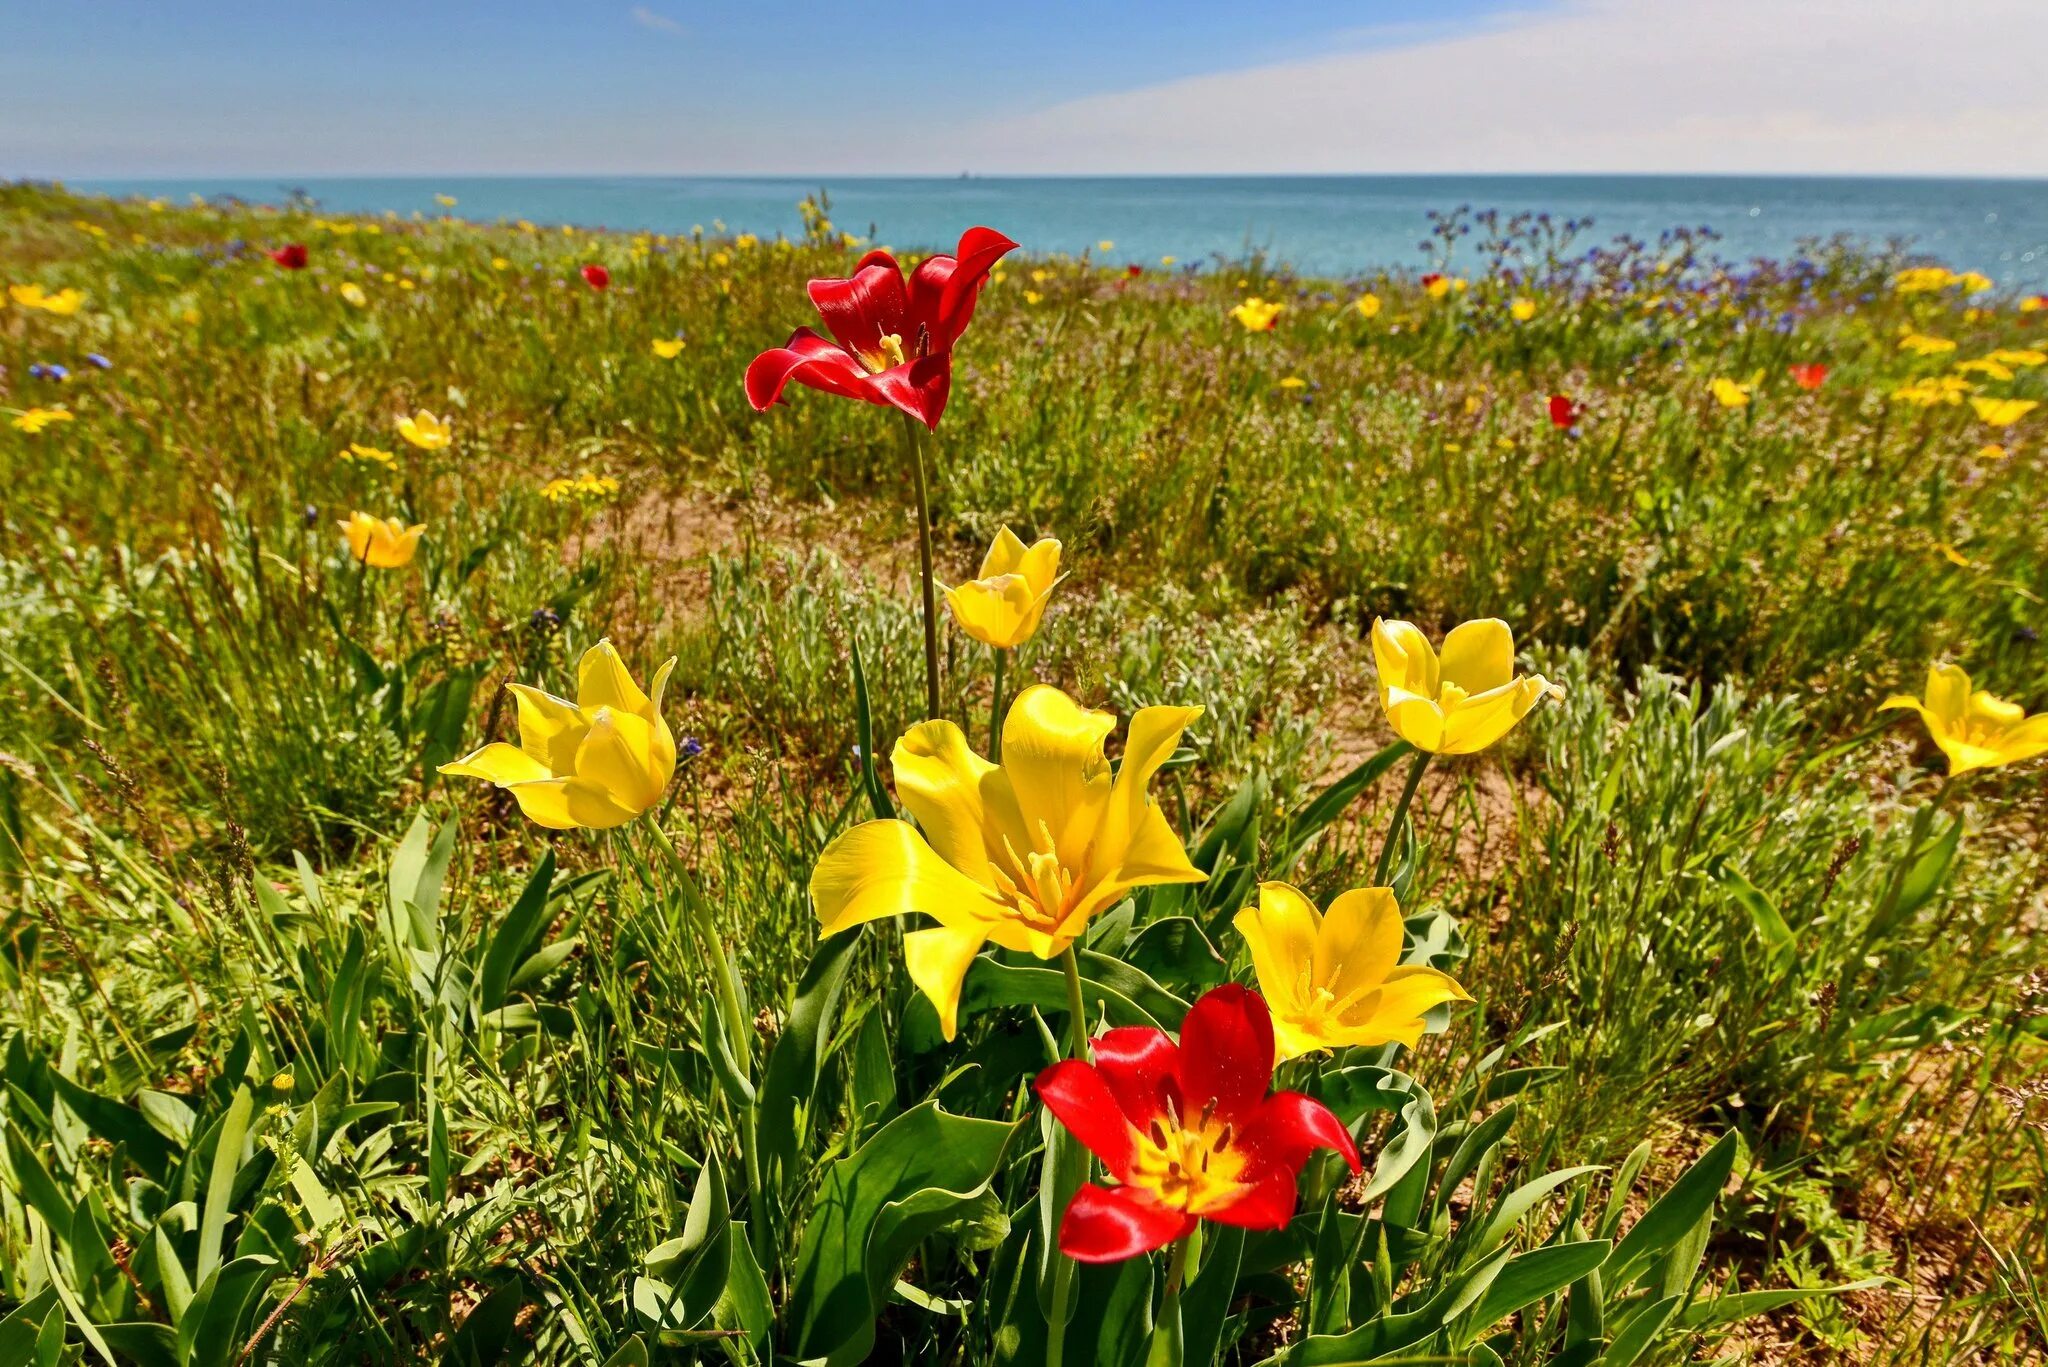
top-left (629, 6), bottom-right (683, 36)
top-left (897, 0), bottom-right (2048, 176)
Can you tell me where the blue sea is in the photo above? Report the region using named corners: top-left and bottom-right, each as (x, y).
top-left (71, 175), bottom-right (2048, 289)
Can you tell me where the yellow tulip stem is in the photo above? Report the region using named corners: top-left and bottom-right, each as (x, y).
top-left (899, 411), bottom-right (943, 721)
top-left (1047, 944), bottom-right (1093, 1367)
top-left (1373, 750), bottom-right (1431, 887)
top-left (1864, 775), bottom-right (1953, 953)
top-left (1060, 945), bottom-right (1090, 1060)
top-left (989, 647), bottom-right (1006, 762)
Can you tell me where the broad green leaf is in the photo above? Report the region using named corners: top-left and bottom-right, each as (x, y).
top-left (757, 928), bottom-right (863, 1194)
top-left (1607, 1131), bottom-right (1738, 1290)
top-left (196, 1085), bottom-right (254, 1286)
top-left (1456, 1239), bottom-right (1611, 1344)
top-left (477, 850), bottom-right (556, 1012)
top-left (789, 1101), bottom-right (1016, 1364)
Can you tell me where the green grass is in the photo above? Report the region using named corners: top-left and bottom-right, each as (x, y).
top-left (1, 183), bottom-right (2044, 1365)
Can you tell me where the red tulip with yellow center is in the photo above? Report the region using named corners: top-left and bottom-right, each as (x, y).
top-left (744, 226), bottom-right (1016, 430)
top-left (1034, 985), bottom-right (1361, 1262)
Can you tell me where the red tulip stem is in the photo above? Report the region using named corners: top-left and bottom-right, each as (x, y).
top-left (900, 412), bottom-right (943, 721)
top-left (1373, 750), bottom-right (1431, 887)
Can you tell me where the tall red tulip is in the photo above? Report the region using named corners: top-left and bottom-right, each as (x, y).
top-left (581, 263), bottom-right (610, 291)
top-left (744, 226), bottom-right (1017, 430)
top-left (1034, 985), bottom-right (1360, 1262)
top-left (1788, 362), bottom-right (1828, 391)
top-left (270, 243), bottom-right (308, 270)
top-left (1548, 393), bottom-right (1583, 429)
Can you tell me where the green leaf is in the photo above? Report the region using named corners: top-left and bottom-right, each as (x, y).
top-left (1284, 1244), bottom-right (1511, 1364)
top-left (789, 1101), bottom-right (1016, 1364)
top-left (1891, 813), bottom-right (1962, 925)
top-left (178, 1253), bottom-right (281, 1367)
top-left (1456, 1239), bottom-right (1611, 1344)
top-left (757, 928), bottom-right (863, 1194)
top-left (1713, 862), bottom-right (1793, 962)
top-left (960, 956), bottom-right (1174, 1033)
top-left (1315, 1067), bottom-right (1438, 1206)
top-left (849, 636), bottom-right (894, 821)
top-left (714, 1222), bottom-right (774, 1351)
top-left (1607, 1131), bottom-right (1738, 1291)
top-left (1601, 1292), bottom-right (1682, 1367)
top-left (196, 1085), bottom-right (254, 1286)
top-left (1470, 1167), bottom-right (1604, 1257)
top-left (1279, 741), bottom-right (1413, 865)
top-left (1675, 1277), bottom-right (1886, 1330)
top-left (477, 851), bottom-right (556, 1012)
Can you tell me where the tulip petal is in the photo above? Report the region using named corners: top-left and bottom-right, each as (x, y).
top-left (1015, 537), bottom-right (1062, 597)
top-left (861, 353), bottom-right (952, 429)
top-left (1924, 663), bottom-right (1971, 723)
top-left (1092, 1025), bottom-right (1181, 1127)
top-left (1438, 618), bottom-right (1515, 694)
top-left (498, 778), bottom-right (582, 830)
top-left (1383, 694), bottom-right (1448, 753)
top-left (1176, 984), bottom-right (1273, 1118)
top-left (1313, 887), bottom-right (1404, 996)
top-left (943, 575), bottom-right (1038, 650)
top-left (744, 327), bottom-right (877, 411)
top-left (1035, 1060), bottom-right (1138, 1179)
top-left (809, 819), bottom-right (1003, 938)
top-left (1236, 883), bottom-right (1322, 1012)
top-left (561, 777), bottom-right (643, 829)
top-left (807, 260), bottom-right (910, 359)
top-left (893, 719), bottom-right (1005, 887)
top-left (908, 226), bottom-right (1019, 353)
top-left (903, 923), bottom-right (988, 1041)
top-left (1368, 965), bottom-right (1473, 1023)
top-left (507, 684), bottom-right (586, 771)
top-left (1237, 1090), bottom-right (1362, 1175)
top-left (577, 640), bottom-right (652, 715)
top-left (979, 525), bottom-right (1030, 579)
top-left (1001, 686), bottom-right (1116, 864)
top-left (1097, 703), bottom-right (1205, 886)
top-left (573, 709), bottom-right (664, 815)
top-left (1058, 1184), bottom-right (1191, 1263)
top-left (1372, 619), bottom-right (1440, 700)
top-left (1201, 1164), bottom-right (1302, 1230)
top-left (441, 742), bottom-right (552, 786)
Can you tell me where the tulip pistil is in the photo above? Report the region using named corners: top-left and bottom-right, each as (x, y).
top-left (1126, 1102), bottom-right (1246, 1214)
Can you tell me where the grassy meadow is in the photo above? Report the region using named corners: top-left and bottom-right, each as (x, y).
top-left (1, 182), bottom-right (2044, 1365)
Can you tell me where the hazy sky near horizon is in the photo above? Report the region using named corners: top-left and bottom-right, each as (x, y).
top-left (6, 0), bottom-right (2044, 179)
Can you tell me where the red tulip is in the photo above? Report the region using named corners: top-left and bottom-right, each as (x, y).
top-left (744, 225), bottom-right (1018, 430)
top-left (1420, 272), bottom-right (1443, 289)
top-left (1788, 362), bottom-right (1828, 391)
top-left (581, 264), bottom-right (610, 291)
top-left (1034, 984), bottom-right (1360, 1263)
top-left (1548, 393), bottom-right (1583, 429)
top-left (1126, 264), bottom-right (1143, 279)
top-left (270, 244), bottom-right (308, 270)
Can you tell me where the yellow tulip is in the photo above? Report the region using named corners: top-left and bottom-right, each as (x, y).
top-left (1234, 882), bottom-right (1470, 1063)
top-left (339, 282), bottom-right (368, 307)
top-left (1880, 662), bottom-right (2048, 776)
top-left (651, 337), bottom-right (686, 359)
top-left (1229, 297), bottom-right (1283, 332)
top-left (809, 686), bottom-right (1204, 1038)
top-left (1985, 348), bottom-right (2046, 367)
top-left (1372, 618), bottom-right (1562, 755)
top-left (396, 409), bottom-right (453, 450)
top-left (941, 527), bottom-right (1062, 651)
top-left (340, 442), bottom-right (396, 468)
top-left (1709, 377), bottom-right (1752, 408)
top-left (1509, 297), bottom-right (1537, 322)
top-left (1891, 266), bottom-right (1956, 295)
top-left (1969, 396), bottom-right (2037, 426)
top-left (1354, 293), bottom-right (1382, 319)
top-left (443, 641), bottom-right (679, 828)
top-left (434, 193), bottom-right (458, 207)
top-left (1953, 358), bottom-right (2014, 381)
top-left (339, 511), bottom-right (425, 568)
top-left (1955, 271), bottom-right (1993, 294)
top-left (1097, 239), bottom-right (1115, 252)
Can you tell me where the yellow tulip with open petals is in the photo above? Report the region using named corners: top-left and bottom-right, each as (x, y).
top-left (396, 409), bottom-right (453, 450)
top-left (339, 511), bottom-right (425, 568)
top-left (1372, 618), bottom-right (1563, 755)
top-left (443, 640), bottom-right (678, 828)
top-left (1235, 882), bottom-right (1470, 1063)
top-left (941, 528), bottom-right (1062, 650)
top-left (809, 686), bottom-right (1205, 1039)
top-left (1879, 663), bottom-right (2048, 776)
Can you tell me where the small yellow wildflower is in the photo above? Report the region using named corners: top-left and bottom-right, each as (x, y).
top-left (651, 337), bottom-right (686, 359)
top-left (1354, 293), bottom-right (1382, 319)
top-left (1898, 332), bottom-right (1958, 357)
top-left (1230, 297), bottom-right (1283, 332)
top-left (1709, 377), bottom-right (1753, 408)
top-left (1509, 297), bottom-right (1537, 322)
top-left (10, 407), bottom-right (75, 433)
top-left (341, 442), bottom-right (397, 468)
top-left (339, 282), bottom-right (368, 307)
top-left (1970, 396), bottom-right (2038, 426)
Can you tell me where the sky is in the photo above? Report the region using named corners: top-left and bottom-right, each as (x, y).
top-left (4, 0), bottom-right (2045, 179)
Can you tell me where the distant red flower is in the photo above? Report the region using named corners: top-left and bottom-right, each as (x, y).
top-left (1126, 264), bottom-right (1143, 279)
top-left (581, 264), bottom-right (610, 291)
top-left (270, 244), bottom-right (308, 270)
top-left (1420, 272), bottom-right (1443, 289)
top-left (1548, 394), bottom-right (1584, 429)
top-left (744, 225), bottom-right (1017, 430)
top-left (1788, 362), bottom-right (1829, 391)
top-left (1034, 984), bottom-right (1360, 1263)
